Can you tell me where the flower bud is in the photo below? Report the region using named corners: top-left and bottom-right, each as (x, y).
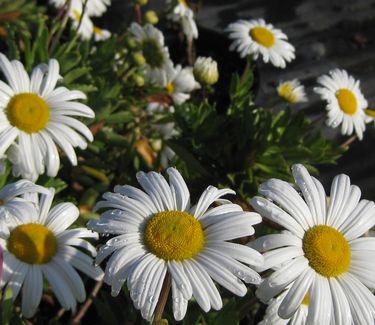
top-left (144, 10), bottom-right (159, 25)
top-left (193, 56), bottom-right (219, 86)
top-left (132, 52), bottom-right (146, 66)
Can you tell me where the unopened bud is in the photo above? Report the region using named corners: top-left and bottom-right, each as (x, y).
top-left (144, 10), bottom-right (159, 25)
top-left (193, 56), bottom-right (219, 86)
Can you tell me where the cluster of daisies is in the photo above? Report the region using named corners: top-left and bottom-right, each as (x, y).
top-left (2, 162), bottom-right (375, 324)
top-left (1, 1), bottom-right (375, 322)
top-left (49, 0), bottom-right (111, 40)
top-left (227, 18), bottom-right (374, 140)
top-left (128, 21), bottom-right (219, 167)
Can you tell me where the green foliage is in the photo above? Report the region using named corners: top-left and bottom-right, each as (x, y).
top-left (172, 69), bottom-right (343, 200)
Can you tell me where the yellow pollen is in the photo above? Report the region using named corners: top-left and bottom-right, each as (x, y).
top-left (303, 225), bottom-right (351, 278)
top-left (144, 210), bottom-right (205, 261)
top-left (278, 83), bottom-right (297, 103)
top-left (73, 9), bottom-right (81, 22)
top-left (180, 0), bottom-right (188, 6)
top-left (336, 89), bottom-right (357, 115)
top-left (249, 27), bottom-right (275, 48)
top-left (7, 224), bottom-right (57, 264)
top-left (93, 26), bottom-right (103, 35)
top-left (6, 93), bottom-right (50, 134)
top-left (165, 83), bottom-right (175, 95)
top-left (302, 294), bottom-right (309, 306)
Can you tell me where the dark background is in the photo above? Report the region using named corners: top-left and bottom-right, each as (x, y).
top-left (100, 0), bottom-right (375, 199)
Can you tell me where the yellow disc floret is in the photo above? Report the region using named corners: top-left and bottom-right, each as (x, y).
top-left (250, 27), bottom-right (275, 48)
top-left (278, 83), bottom-right (298, 103)
top-left (336, 89), bottom-right (357, 115)
top-left (303, 225), bottom-right (351, 277)
top-left (165, 83), bottom-right (175, 95)
top-left (6, 93), bottom-right (50, 134)
top-left (8, 223), bottom-right (57, 264)
top-left (144, 210), bottom-right (205, 261)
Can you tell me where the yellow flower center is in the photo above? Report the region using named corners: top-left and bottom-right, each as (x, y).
top-left (249, 27), bottom-right (275, 48)
top-left (7, 224), bottom-right (57, 264)
top-left (144, 210), bottom-right (205, 261)
top-left (6, 93), bottom-right (50, 134)
top-left (93, 26), bottom-right (103, 35)
top-left (278, 83), bottom-right (297, 103)
top-left (180, 0), bottom-right (188, 6)
top-left (165, 83), bottom-right (175, 95)
top-left (302, 225), bottom-right (351, 277)
top-left (336, 89), bottom-right (357, 115)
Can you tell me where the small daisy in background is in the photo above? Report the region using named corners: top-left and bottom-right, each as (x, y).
top-left (259, 288), bottom-right (308, 325)
top-left (314, 69), bottom-right (370, 140)
top-left (93, 26), bottom-right (111, 42)
top-left (193, 56), bottom-right (219, 86)
top-left (129, 23), bottom-right (174, 82)
top-left (251, 164), bottom-right (375, 324)
top-left (50, 0), bottom-right (111, 40)
top-left (0, 54), bottom-right (95, 181)
top-left (226, 18), bottom-right (295, 68)
top-left (167, 0), bottom-right (198, 41)
top-left (88, 167), bottom-right (263, 322)
top-left (153, 64), bottom-right (200, 105)
top-left (0, 180), bottom-right (48, 234)
top-left (277, 79), bottom-right (307, 104)
top-left (0, 188), bottom-right (103, 318)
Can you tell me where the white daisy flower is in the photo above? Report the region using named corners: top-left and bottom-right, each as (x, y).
top-left (167, 0), bottom-right (198, 41)
top-left (88, 168), bottom-right (263, 321)
top-left (50, 0), bottom-right (111, 40)
top-left (314, 69), bottom-right (370, 140)
top-left (152, 65), bottom-right (200, 105)
top-left (69, 5), bottom-right (95, 40)
top-left (0, 189), bottom-right (103, 318)
top-left (0, 54), bottom-right (95, 181)
top-left (226, 18), bottom-right (295, 68)
top-left (259, 289), bottom-right (309, 325)
top-left (277, 79), bottom-right (307, 104)
top-left (0, 179), bottom-right (48, 234)
top-left (251, 164), bottom-right (375, 324)
top-left (129, 23), bottom-right (174, 82)
top-left (93, 26), bottom-right (111, 41)
top-left (193, 56), bottom-right (219, 86)
top-left (49, 0), bottom-right (111, 17)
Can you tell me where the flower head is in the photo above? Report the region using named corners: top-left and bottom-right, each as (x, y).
top-left (314, 69), bottom-right (370, 139)
top-left (88, 168), bottom-right (263, 321)
top-left (50, 0), bottom-right (111, 40)
top-left (226, 18), bottom-right (295, 68)
top-left (0, 179), bottom-right (49, 234)
top-left (0, 54), bottom-right (95, 181)
top-left (259, 288), bottom-right (308, 325)
top-left (193, 57), bottom-right (219, 86)
top-left (129, 23), bottom-right (173, 82)
top-left (251, 164), bottom-right (375, 324)
top-left (0, 188), bottom-right (103, 317)
top-left (277, 79), bottom-right (307, 103)
top-left (153, 65), bottom-right (200, 105)
top-left (167, 0), bottom-right (198, 41)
